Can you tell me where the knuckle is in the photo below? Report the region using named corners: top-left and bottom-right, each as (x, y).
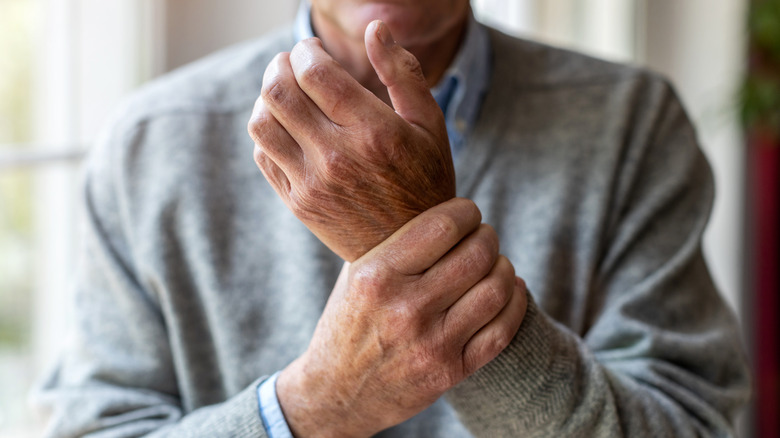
top-left (350, 260), bottom-right (391, 299)
top-left (393, 301), bottom-right (419, 325)
top-left (252, 145), bottom-right (267, 167)
top-left (247, 112), bottom-right (273, 145)
top-left (462, 351), bottom-right (480, 377)
top-left (479, 223), bottom-right (500, 250)
top-left (427, 213), bottom-right (460, 243)
top-left (492, 324), bottom-right (515, 354)
top-left (399, 50), bottom-right (425, 83)
top-left (261, 77), bottom-right (288, 107)
top-left (473, 244), bottom-right (494, 272)
top-left (481, 277), bottom-right (511, 314)
top-left (462, 198), bottom-right (481, 220)
top-left (247, 118), bottom-right (262, 143)
top-left (289, 39), bottom-right (310, 61)
top-left (261, 56), bottom-right (293, 107)
top-left (298, 59), bottom-right (336, 88)
top-left (469, 230), bottom-right (499, 273)
top-left (494, 254), bottom-right (515, 280)
top-left (444, 198), bottom-right (481, 228)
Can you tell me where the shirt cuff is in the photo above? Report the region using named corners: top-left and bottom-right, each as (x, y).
top-left (258, 371), bottom-right (294, 438)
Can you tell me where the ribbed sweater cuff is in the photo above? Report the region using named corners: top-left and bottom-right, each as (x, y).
top-left (446, 292), bottom-right (580, 434)
top-left (180, 377), bottom-right (268, 437)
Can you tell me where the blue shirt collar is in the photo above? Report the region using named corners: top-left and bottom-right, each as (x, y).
top-left (294, 1), bottom-right (316, 41)
top-left (293, 2), bottom-right (491, 157)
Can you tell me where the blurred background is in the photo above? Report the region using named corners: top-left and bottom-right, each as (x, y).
top-left (0, 0), bottom-right (777, 437)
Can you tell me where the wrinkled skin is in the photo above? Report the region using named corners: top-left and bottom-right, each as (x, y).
top-left (277, 198), bottom-right (527, 438)
top-left (248, 22), bottom-right (455, 261)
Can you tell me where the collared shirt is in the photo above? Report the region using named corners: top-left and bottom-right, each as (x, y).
top-left (258, 3), bottom-right (492, 436)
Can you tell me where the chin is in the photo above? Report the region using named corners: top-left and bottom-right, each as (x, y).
top-left (350, 4), bottom-right (447, 47)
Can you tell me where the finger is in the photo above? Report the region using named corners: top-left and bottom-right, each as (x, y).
top-left (261, 51), bottom-right (334, 158)
top-left (248, 96), bottom-right (305, 182)
top-left (442, 255), bottom-right (514, 345)
top-left (289, 38), bottom-right (390, 128)
top-left (461, 276), bottom-right (529, 376)
top-left (413, 224), bottom-right (499, 312)
top-left (253, 146), bottom-right (292, 200)
top-left (367, 198), bottom-right (481, 275)
top-left (364, 20), bottom-right (443, 133)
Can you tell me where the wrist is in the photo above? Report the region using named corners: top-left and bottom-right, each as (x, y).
top-left (277, 356), bottom-right (372, 438)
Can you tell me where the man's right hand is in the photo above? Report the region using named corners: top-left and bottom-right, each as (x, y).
top-left (249, 21), bottom-right (456, 263)
top-left (276, 198), bottom-right (528, 438)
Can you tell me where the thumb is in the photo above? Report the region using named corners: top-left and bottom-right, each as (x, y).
top-left (364, 20), bottom-right (442, 131)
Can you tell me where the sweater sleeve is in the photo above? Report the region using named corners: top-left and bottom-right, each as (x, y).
top-left (32, 116), bottom-right (269, 438)
top-left (445, 82), bottom-right (751, 437)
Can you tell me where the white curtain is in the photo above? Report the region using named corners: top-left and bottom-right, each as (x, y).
top-left (473, 0), bottom-right (639, 62)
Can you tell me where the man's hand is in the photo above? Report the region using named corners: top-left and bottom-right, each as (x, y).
top-left (276, 198), bottom-right (528, 438)
top-left (248, 21), bottom-right (455, 262)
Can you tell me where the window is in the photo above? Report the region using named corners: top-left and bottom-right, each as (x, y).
top-left (0, 0), bottom-right (41, 435)
top-left (474, 0), bottom-right (640, 62)
top-left (0, 1), bottom-right (161, 435)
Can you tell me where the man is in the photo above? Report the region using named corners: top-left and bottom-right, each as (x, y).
top-left (37, 0), bottom-right (750, 436)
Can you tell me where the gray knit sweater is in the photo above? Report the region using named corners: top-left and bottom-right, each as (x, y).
top-left (36, 26), bottom-right (751, 437)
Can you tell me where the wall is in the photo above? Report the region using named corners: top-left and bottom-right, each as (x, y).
top-left (163, 0), bottom-right (298, 71)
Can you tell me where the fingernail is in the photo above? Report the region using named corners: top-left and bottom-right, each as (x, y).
top-left (376, 21), bottom-right (395, 47)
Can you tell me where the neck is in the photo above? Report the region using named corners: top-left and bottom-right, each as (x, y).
top-left (311, 12), bottom-right (468, 105)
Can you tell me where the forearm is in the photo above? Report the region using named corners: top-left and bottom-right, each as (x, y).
top-left (446, 293), bottom-right (749, 437)
top-left (39, 376), bottom-right (267, 438)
